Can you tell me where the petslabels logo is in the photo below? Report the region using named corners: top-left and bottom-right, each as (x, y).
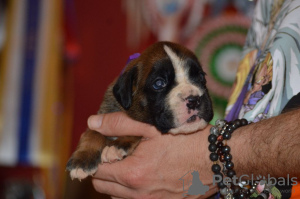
top-left (179, 171), bottom-right (298, 198)
top-left (213, 174), bottom-right (298, 186)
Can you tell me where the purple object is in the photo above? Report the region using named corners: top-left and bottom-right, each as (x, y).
top-left (126, 53), bottom-right (141, 64)
top-left (225, 50), bottom-right (261, 121)
top-left (248, 91), bottom-right (265, 105)
top-left (121, 53), bottom-right (141, 75)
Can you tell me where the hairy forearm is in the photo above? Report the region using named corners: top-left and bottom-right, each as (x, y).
top-left (230, 109), bottom-right (300, 178)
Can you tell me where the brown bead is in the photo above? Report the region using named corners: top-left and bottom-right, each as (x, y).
top-left (217, 149), bottom-right (223, 156)
top-left (219, 155), bottom-right (225, 162)
top-left (217, 135), bottom-right (224, 142)
top-left (217, 141), bottom-right (224, 148)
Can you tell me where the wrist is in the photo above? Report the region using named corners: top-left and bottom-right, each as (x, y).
top-left (227, 124), bottom-right (251, 177)
top-left (192, 124), bottom-right (215, 184)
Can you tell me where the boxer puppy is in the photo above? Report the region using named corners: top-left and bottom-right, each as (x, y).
top-left (66, 41), bottom-right (213, 180)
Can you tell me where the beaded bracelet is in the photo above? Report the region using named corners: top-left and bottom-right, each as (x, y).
top-left (209, 119), bottom-right (247, 197)
top-left (209, 119), bottom-right (274, 199)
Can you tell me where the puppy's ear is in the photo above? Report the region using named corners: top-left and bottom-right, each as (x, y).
top-left (113, 67), bottom-right (137, 110)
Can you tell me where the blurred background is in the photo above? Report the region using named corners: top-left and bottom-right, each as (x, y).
top-left (0, 0), bottom-right (256, 198)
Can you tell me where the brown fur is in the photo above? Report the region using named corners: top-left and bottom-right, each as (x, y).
top-left (66, 83), bottom-right (142, 179)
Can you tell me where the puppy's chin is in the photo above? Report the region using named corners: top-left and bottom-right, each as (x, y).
top-left (169, 118), bottom-right (208, 134)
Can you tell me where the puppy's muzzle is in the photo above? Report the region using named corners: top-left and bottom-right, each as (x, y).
top-left (186, 95), bottom-right (201, 110)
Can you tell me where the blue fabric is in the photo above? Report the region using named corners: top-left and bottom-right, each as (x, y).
top-left (18, 0), bottom-right (40, 164)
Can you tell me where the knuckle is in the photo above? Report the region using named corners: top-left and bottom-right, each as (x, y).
top-left (124, 168), bottom-right (145, 187)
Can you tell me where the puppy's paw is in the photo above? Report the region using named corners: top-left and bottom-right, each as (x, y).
top-left (101, 146), bottom-right (127, 163)
top-left (66, 150), bottom-right (100, 180)
top-left (69, 167), bottom-right (98, 181)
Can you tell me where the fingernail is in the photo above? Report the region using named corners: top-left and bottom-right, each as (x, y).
top-left (88, 115), bottom-right (103, 129)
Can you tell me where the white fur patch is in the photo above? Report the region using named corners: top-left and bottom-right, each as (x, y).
top-left (101, 146), bottom-right (127, 163)
top-left (169, 119), bottom-right (208, 134)
top-left (164, 45), bottom-right (205, 134)
top-left (164, 45), bottom-right (186, 83)
top-left (70, 167), bottom-right (97, 181)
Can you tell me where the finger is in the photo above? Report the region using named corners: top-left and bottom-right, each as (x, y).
top-left (88, 112), bottom-right (159, 138)
top-left (92, 178), bottom-right (136, 199)
top-left (93, 156), bottom-right (138, 186)
top-left (111, 197), bottom-right (124, 199)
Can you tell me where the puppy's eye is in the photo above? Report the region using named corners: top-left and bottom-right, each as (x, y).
top-left (152, 78), bottom-right (167, 90)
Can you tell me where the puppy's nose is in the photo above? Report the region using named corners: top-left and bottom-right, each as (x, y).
top-left (186, 95), bottom-right (201, 110)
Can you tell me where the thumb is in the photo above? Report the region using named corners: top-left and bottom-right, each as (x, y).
top-left (87, 112), bottom-right (159, 138)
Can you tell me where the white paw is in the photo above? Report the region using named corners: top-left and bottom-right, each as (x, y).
top-left (101, 146), bottom-right (127, 163)
top-left (70, 167), bottom-right (98, 181)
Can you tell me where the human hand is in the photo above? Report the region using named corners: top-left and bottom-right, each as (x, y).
top-left (88, 112), bottom-right (218, 199)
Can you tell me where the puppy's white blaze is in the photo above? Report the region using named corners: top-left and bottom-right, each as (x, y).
top-left (164, 45), bottom-right (187, 83)
top-left (164, 45), bottom-right (206, 134)
top-left (163, 45), bottom-right (204, 96)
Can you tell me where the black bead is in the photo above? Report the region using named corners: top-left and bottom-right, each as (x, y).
top-left (209, 144), bottom-right (217, 152)
top-left (223, 132), bottom-right (231, 140)
top-left (226, 126), bottom-right (234, 133)
top-left (212, 164), bottom-right (221, 173)
top-left (227, 170), bottom-right (236, 177)
top-left (231, 123), bottom-right (238, 130)
top-left (241, 118), bottom-right (248, 126)
top-left (233, 119), bottom-right (241, 127)
top-left (233, 193), bottom-right (239, 199)
top-left (262, 190), bottom-right (270, 197)
top-left (222, 145), bottom-right (231, 153)
top-left (208, 134), bottom-right (217, 143)
top-left (233, 186), bottom-right (240, 194)
top-left (218, 181), bottom-right (226, 189)
top-left (238, 189), bottom-right (248, 199)
top-left (245, 189), bottom-right (250, 196)
top-left (210, 153), bottom-right (219, 161)
top-left (214, 173), bottom-right (223, 181)
top-left (226, 161), bottom-right (234, 170)
top-left (240, 189), bottom-right (247, 194)
top-left (262, 190), bottom-right (270, 194)
top-left (238, 193), bottom-right (245, 199)
top-left (224, 153), bottom-right (232, 161)
top-left (217, 142), bottom-right (224, 148)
